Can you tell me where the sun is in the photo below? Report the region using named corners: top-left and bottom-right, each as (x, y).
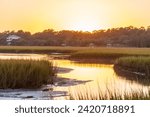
top-left (68, 20), bottom-right (101, 32)
top-left (71, 20), bottom-right (100, 31)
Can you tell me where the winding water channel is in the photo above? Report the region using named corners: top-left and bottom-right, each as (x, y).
top-left (0, 53), bottom-right (149, 100)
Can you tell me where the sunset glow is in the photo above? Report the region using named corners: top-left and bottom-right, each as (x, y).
top-left (0, 0), bottom-right (150, 33)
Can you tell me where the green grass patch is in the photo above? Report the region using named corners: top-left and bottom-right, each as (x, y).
top-left (115, 56), bottom-right (150, 76)
top-left (0, 46), bottom-right (79, 54)
top-left (0, 59), bottom-right (56, 89)
top-left (70, 48), bottom-right (150, 59)
top-left (0, 46), bottom-right (150, 58)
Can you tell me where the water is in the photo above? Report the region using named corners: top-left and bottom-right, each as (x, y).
top-left (0, 53), bottom-right (149, 100)
top-left (0, 53), bottom-right (48, 60)
top-left (53, 60), bottom-right (150, 99)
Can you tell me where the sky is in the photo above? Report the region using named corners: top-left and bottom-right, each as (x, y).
top-left (0, 0), bottom-right (150, 33)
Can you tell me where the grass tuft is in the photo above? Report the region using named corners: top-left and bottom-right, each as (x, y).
top-left (68, 86), bottom-right (150, 100)
top-left (115, 56), bottom-right (150, 77)
top-left (0, 59), bottom-right (56, 89)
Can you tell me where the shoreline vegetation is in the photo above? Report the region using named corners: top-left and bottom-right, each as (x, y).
top-left (0, 46), bottom-right (150, 61)
top-left (0, 46), bottom-right (150, 57)
top-left (115, 56), bottom-right (150, 78)
top-left (0, 46), bottom-right (150, 76)
top-left (68, 86), bottom-right (150, 100)
top-left (0, 46), bottom-right (150, 90)
top-left (0, 59), bottom-right (56, 89)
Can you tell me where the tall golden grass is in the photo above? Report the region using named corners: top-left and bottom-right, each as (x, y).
top-left (0, 59), bottom-right (56, 89)
top-left (68, 85), bottom-right (150, 100)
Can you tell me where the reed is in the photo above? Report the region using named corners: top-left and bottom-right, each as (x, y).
top-left (115, 56), bottom-right (150, 77)
top-left (68, 86), bottom-right (150, 100)
top-left (70, 49), bottom-right (150, 59)
top-left (0, 46), bottom-right (150, 58)
top-left (0, 59), bottom-right (56, 89)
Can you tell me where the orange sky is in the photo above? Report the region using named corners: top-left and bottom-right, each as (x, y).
top-left (0, 0), bottom-right (150, 33)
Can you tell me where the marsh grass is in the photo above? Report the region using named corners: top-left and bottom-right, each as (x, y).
top-left (68, 85), bottom-right (150, 100)
top-left (0, 59), bottom-right (56, 89)
top-left (70, 49), bottom-right (150, 59)
top-left (0, 46), bottom-right (150, 59)
top-left (115, 56), bottom-right (150, 77)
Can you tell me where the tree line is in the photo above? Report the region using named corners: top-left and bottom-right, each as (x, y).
top-left (0, 26), bottom-right (150, 47)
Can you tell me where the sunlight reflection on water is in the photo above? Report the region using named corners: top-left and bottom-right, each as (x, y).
top-left (53, 59), bottom-right (150, 99)
top-left (0, 53), bottom-right (47, 60)
top-left (0, 54), bottom-right (149, 100)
